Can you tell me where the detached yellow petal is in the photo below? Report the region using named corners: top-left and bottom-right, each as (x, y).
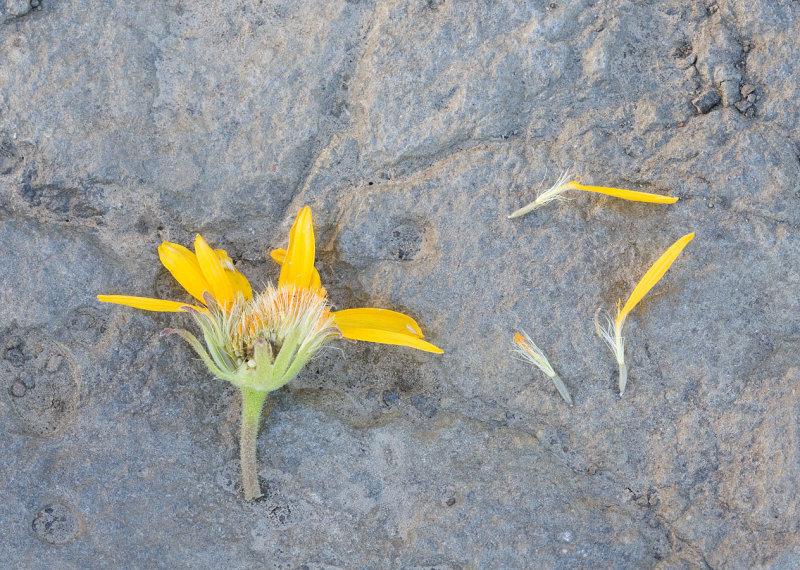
top-left (279, 207), bottom-right (316, 290)
top-left (333, 308), bottom-right (424, 338)
top-left (215, 249), bottom-right (253, 300)
top-left (194, 235), bottom-right (235, 306)
top-left (339, 327), bottom-right (443, 354)
top-left (565, 180), bottom-right (678, 204)
top-left (158, 242), bottom-right (211, 303)
top-left (617, 232), bottom-right (695, 325)
top-left (508, 172), bottom-right (678, 219)
top-left (97, 294), bottom-right (200, 312)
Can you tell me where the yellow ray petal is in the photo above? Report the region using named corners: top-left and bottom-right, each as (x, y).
top-left (333, 308), bottom-right (424, 338)
top-left (270, 249), bottom-right (287, 264)
top-left (617, 232), bottom-right (695, 325)
top-left (215, 248), bottom-right (253, 300)
top-left (279, 207), bottom-right (316, 290)
top-left (97, 294), bottom-right (200, 312)
top-left (194, 235), bottom-right (235, 307)
top-left (272, 247), bottom-right (324, 291)
top-left (158, 242), bottom-right (212, 303)
top-left (566, 180), bottom-right (678, 204)
top-left (310, 267), bottom-right (322, 291)
top-left (338, 327), bottom-right (443, 354)
top-left (228, 270), bottom-right (253, 300)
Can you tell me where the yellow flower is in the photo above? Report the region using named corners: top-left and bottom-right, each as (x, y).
top-left (98, 206), bottom-right (442, 499)
top-left (508, 171), bottom-right (679, 219)
top-left (595, 233), bottom-right (694, 395)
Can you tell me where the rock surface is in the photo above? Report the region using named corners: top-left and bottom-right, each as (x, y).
top-left (2, 1), bottom-right (799, 567)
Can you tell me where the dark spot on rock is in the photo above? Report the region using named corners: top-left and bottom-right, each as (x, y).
top-left (0, 139), bottom-right (23, 175)
top-left (424, 0), bottom-right (445, 10)
top-left (410, 394), bottom-right (437, 418)
top-left (396, 372), bottom-right (422, 393)
top-left (20, 171), bottom-right (106, 222)
top-left (134, 215), bottom-right (150, 234)
top-left (215, 460), bottom-right (241, 495)
top-left (674, 42), bottom-right (693, 58)
top-left (67, 306), bottom-right (108, 346)
top-left (389, 223), bottom-right (423, 261)
top-left (382, 389), bottom-right (399, 406)
top-left (692, 90), bottom-right (720, 114)
top-left (19, 373), bottom-right (35, 390)
top-left (9, 379), bottom-right (27, 398)
top-left (31, 502), bottom-right (80, 545)
top-left (735, 99), bottom-right (754, 116)
top-left (340, 216), bottom-right (430, 267)
top-left (269, 503), bottom-right (292, 525)
top-left (3, 338), bottom-right (27, 366)
top-left (256, 480), bottom-right (293, 525)
top-left (328, 98), bottom-right (348, 118)
top-left (1, 326), bottom-right (79, 437)
top-left (445, 497), bottom-right (456, 507)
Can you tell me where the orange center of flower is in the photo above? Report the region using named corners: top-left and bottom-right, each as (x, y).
top-left (229, 285), bottom-right (336, 363)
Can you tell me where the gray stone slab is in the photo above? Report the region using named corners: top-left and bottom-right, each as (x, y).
top-left (1, 0), bottom-right (799, 567)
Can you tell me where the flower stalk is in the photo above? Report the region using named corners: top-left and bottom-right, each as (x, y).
top-left (239, 386), bottom-right (269, 500)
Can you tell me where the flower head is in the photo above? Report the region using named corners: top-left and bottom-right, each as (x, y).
top-left (98, 206), bottom-right (442, 499)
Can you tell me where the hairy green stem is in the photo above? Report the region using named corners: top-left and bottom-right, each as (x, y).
top-left (240, 386), bottom-right (269, 500)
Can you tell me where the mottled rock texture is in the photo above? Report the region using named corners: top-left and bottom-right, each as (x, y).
top-left (2, 1), bottom-right (799, 567)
